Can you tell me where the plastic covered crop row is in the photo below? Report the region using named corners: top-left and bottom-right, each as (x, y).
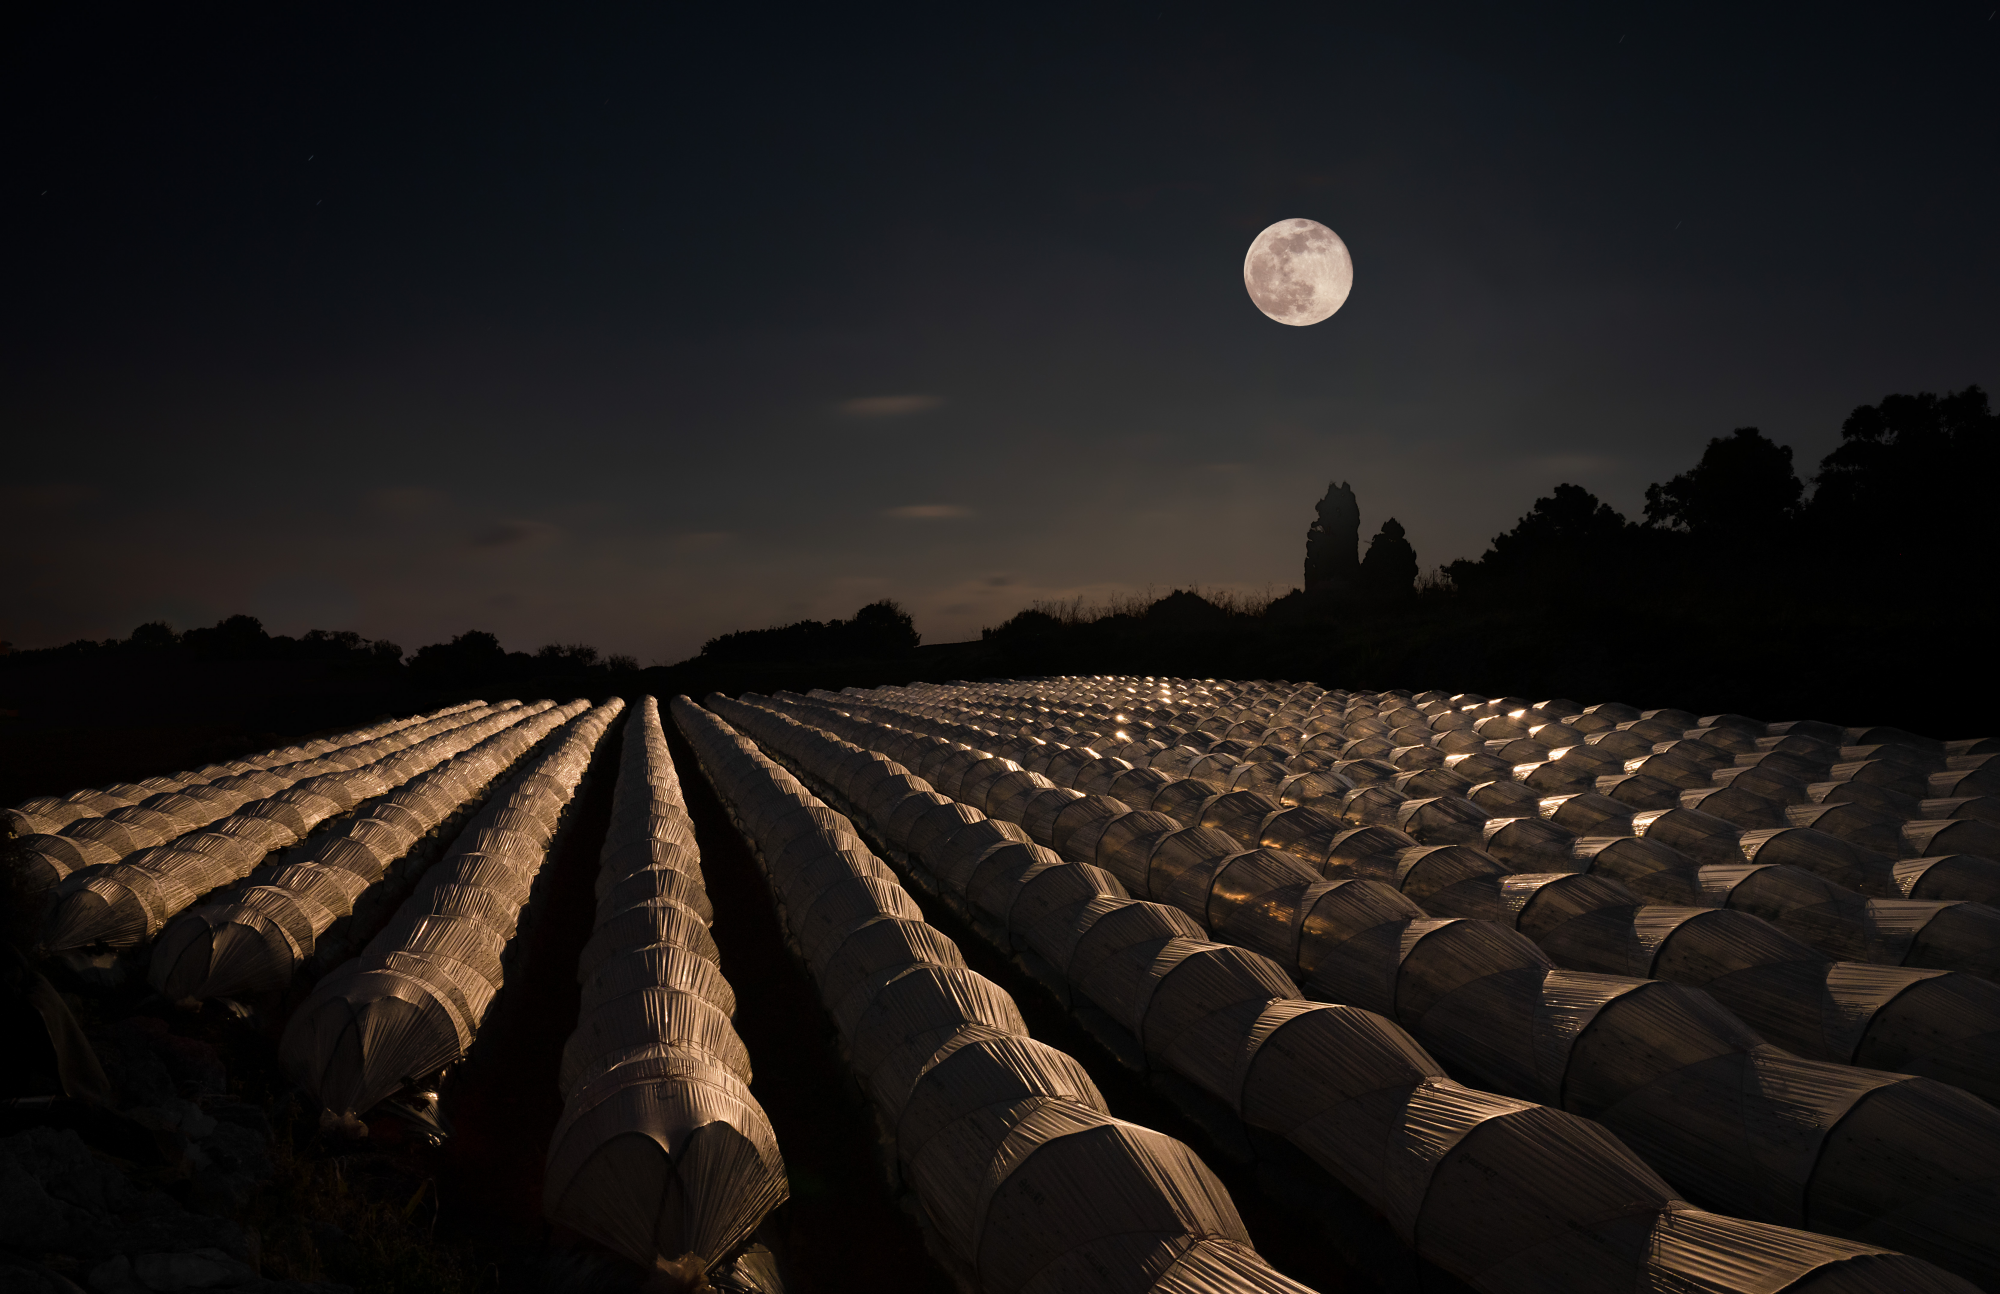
top-left (731, 692), bottom-right (2000, 1289)
top-left (715, 693), bottom-right (1982, 1294)
top-left (920, 677), bottom-right (1993, 799)
top-left (837, 680), bottom-right (2000, 909)
top-left (39, 702), bottom-right (532, 951)
top-left (8, 702), bottom-right (503, 892)
top-left (973, 684), bottom-right (2000, 979)
top-left (3, 702), bottom-right (486, 841)
top-left (545, 697), bottom-right (787, 1282)
top-left (884, 686), bottom-right (2000, 998)
top-left (873, 696), bottom-right (2000, 1098)
top-left (887, 678), bottom-right (1991, 841)
top-left (794, 689), bottom-right (1712, 903)
top-left (828, 687), bottom-right (2000, 997)
top-left (19, 702), bottom-right (519, 898)
top-left (766, 692), bottom-right (2000, 1100)
top-left (945, 679), bottom-right (2000, 904)
top-left (672, 697), bottom-right (1315, 1294)
top-left (815, 678), bottom-right (1997, 974)
top-left (280, 700), bottom-right (619, 1126)
top-left (151, 699), bottom-right (577, 1005)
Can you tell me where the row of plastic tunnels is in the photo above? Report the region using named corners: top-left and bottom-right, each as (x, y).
top-left (3, 675), bottom-right (1998, 1293)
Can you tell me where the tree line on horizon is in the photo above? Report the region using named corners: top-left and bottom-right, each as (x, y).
top-left (981, 382), bottom-right (1995, 637)
top-left (689, 600), bottom-right (921, 664)
top-left (6, 383), bottom-right (1986, 705)
top-left (2, 616), bottom-right (641, 689)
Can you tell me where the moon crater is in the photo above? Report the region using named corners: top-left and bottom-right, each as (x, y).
top-left (1243, 218), bottom-right (1353, 326)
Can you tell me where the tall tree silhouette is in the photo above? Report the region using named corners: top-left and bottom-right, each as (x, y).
top-left (1360, 518), bottom-right (1418, 599)
top-left (1303, 480), bottom-right (1360, 594)
top-left (1449, 483), bottom-right (1631, 595)
top-left (1643, 427), bottom-right (1801, 538)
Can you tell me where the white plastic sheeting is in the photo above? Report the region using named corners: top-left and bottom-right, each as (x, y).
top-left (150, 701), bottom-right (576, 1003)
top-left (879, 679), bottom-right (2000, 906)
top-left (1703, 862), bottom-right (2000, 981)
top-left (721, 691), bottom-right (2000, 1292)
top-left (819, 680), bottom-right (2000, 911)
top-left (672, 697), bottom-right (1315, 1294)
top-left (38, 703), bottom-right (531, 952)
top-left (4, 702), bottom-right (485, 839)
top-left (786, 686), bottom-right (2000, 1100)
top-left (544, 697), bottom-right (787, 1279)
top-left (6, 703), bottom-right (490, 891)
top-left (280, 700), bottom-right (617, 1122)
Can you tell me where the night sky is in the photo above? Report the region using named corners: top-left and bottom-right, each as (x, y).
top-left (7, 4), bottom-right (1996, 662)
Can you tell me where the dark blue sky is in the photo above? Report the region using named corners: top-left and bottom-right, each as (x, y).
top-left (6, 3), bottom-right (1995, 660)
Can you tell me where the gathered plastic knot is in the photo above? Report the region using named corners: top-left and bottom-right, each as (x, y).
top-left (317, 1108), bottom-right (370, 1139)
top-left (640, 1254), bottom-right (710, 1294)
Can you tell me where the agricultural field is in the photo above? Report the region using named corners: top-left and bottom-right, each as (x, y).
top-left (3, 679), bottom-right (1998, 1294)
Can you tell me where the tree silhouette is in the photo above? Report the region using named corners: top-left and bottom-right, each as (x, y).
top-left (1448, 483), bottom-right (1631, 595)
top-left (1145, 589), bottom-right (1232, 628)
top-left (983, 608), bottom-right (1062, 641)
top-left (1359, 518), bottom-right (1418, 599)
top-left (1303, 480), bottom-right (1361, 594)
top-left (180, 614), bottom-right (272, 659)
top-left (128, 622), bottom-right (178, 649)
top-left (699, 600), bottom-right (919, 663)
top-left (536, 642), bottom-right (601, 668)
top-left (1643, 427), bottom-right (1801, 537)
top-left (1811, 385), bottom-right (1996, 566)
top-left (848, 600), bottom-right (922, 653)
top-left (409, 630), bottom-right (508, 685)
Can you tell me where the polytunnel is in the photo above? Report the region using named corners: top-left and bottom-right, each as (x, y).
top-left (732, 687), bottom-right (2000, 1290)
top-left (671, 696), bottom-right (1319, 1294)
top-left (707, 692), bottom-right (1985, 1294)
top-left (150, 702), bottom-right (571, 1004)
top-left (812, 683), bottom-right (2000, 978)
top-left (40, 702), bottom-right (530, 952)
top-left (545, 698), bottom-right (788, 1282)
top-left (3, 703), bottom-right (483, 844)
top-left (7, 703), bottom-right (499, 895)
top-left (280, 700), bottom-right (616, 1124)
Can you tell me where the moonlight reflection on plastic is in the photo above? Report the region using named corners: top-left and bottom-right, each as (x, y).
top-left (1243, 218), bottom-right (1353, 326)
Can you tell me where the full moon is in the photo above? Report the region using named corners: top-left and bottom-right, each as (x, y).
top-left (1243, 218), bottom-right (1353, 326)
